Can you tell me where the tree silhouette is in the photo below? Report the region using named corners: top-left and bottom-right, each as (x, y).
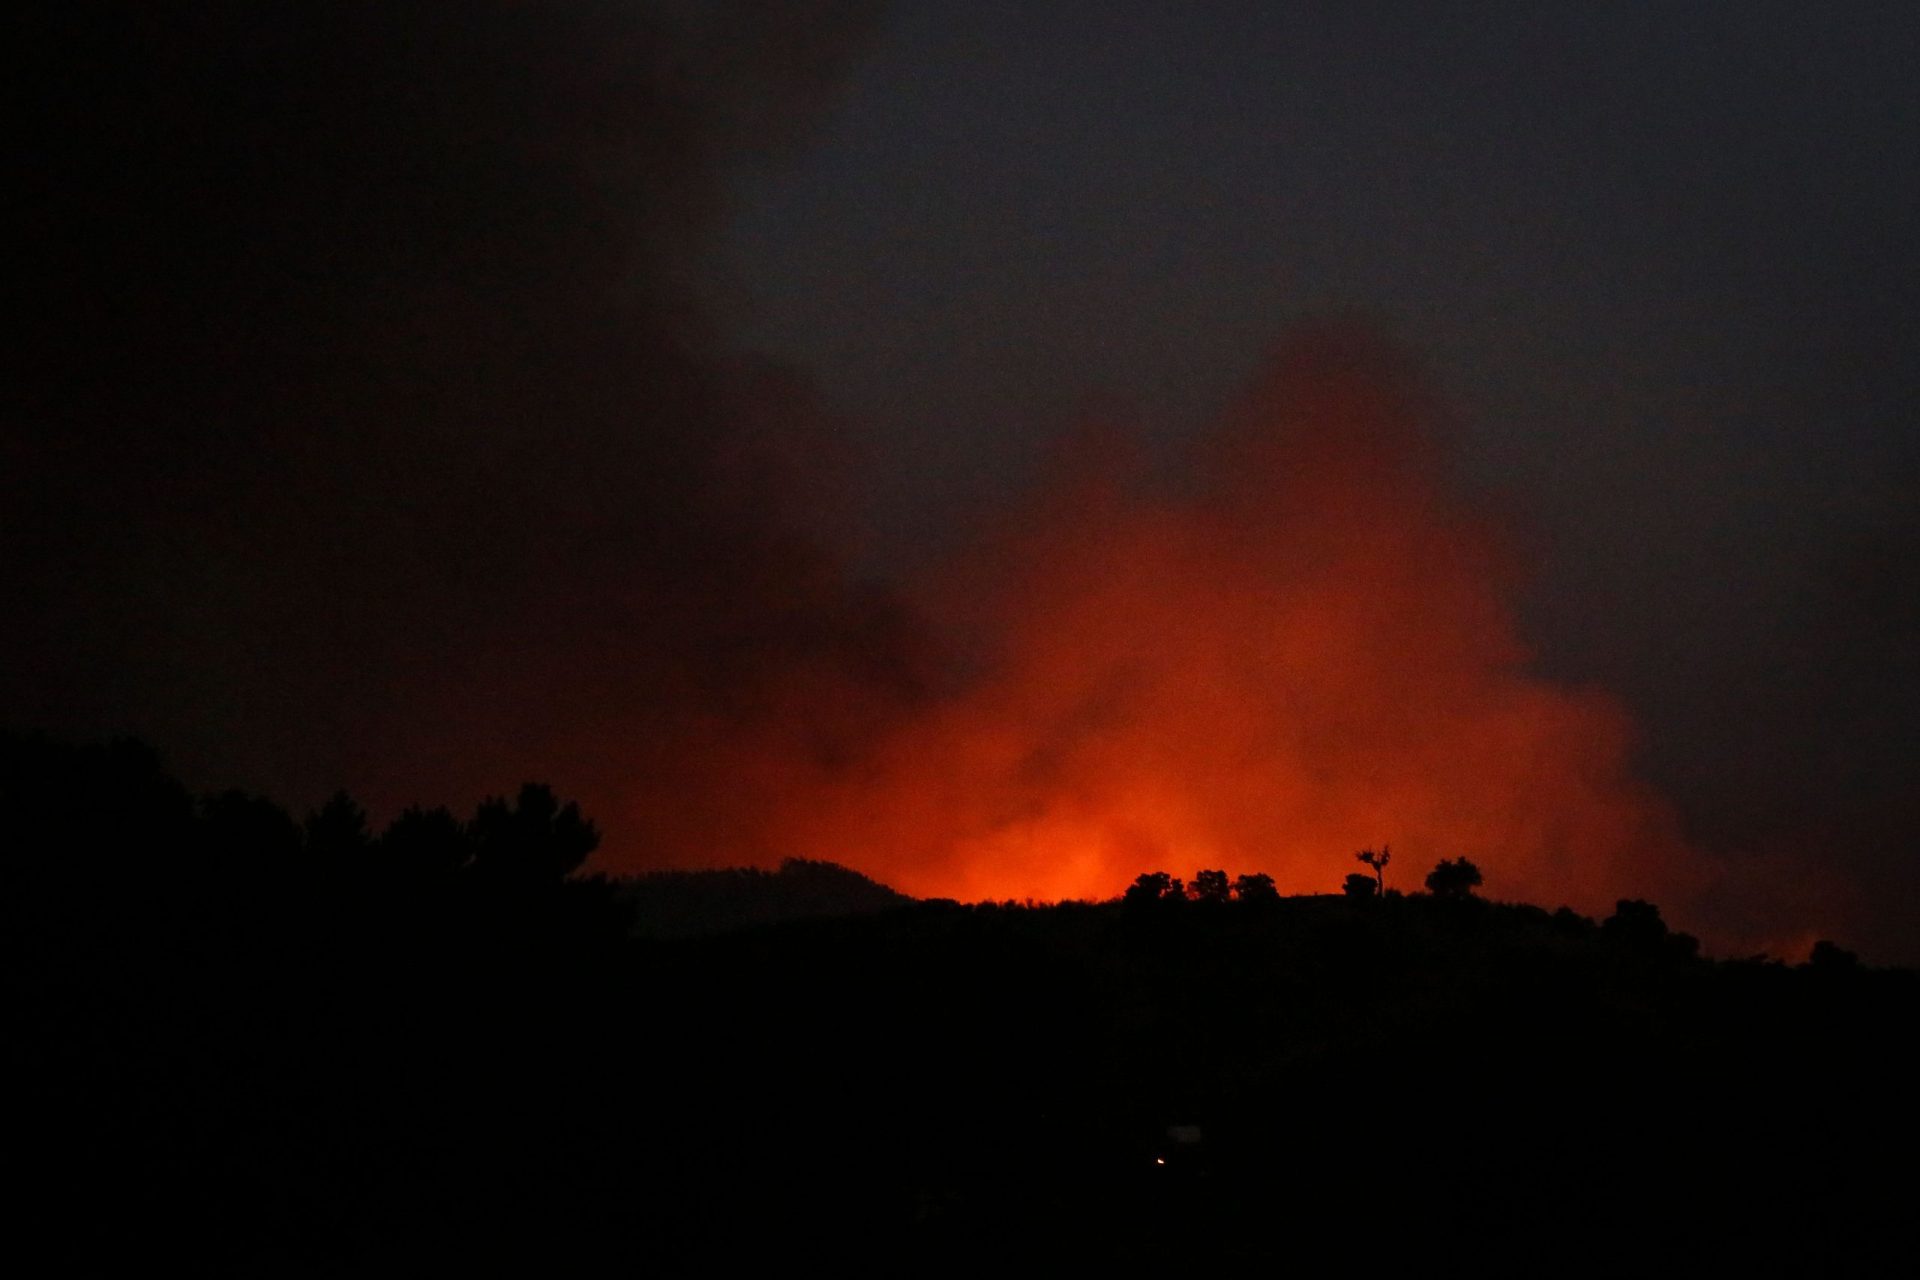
top-left (1808, 940), bottom-right (1861, 971)
top-left (469, 783), bottom-right (599, 885)
top-left (1123, 871), bottom-right (1184, 908)
top-left (1356, 846), bottom-right (1390, 895)
top-left (201, 789), bottom-right (301, 871)
top-left (1602, 898), bottom-right (1668, 946)
top-left (1233, 872), bottom-right (1278, 904)
top-left (1425, 857), bottom-right (1483, 899)
top-left (1190, 869), bottom-right (1231, 904)
top-left (1342, 872), bottom-right (1378, 900)
top-left (1550, 906), bottom-right (1594, 937)
top-left (381, 805), bottom-right (470, 881)
top-left (305, 791), bottom-right (372, 863)
top-left (1600, 898), bottom-right (1705, 961)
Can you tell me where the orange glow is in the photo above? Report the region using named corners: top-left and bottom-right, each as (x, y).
top-left (619, 334), bottom-right (1721, 925)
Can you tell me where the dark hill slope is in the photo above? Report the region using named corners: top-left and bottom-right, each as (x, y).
top-left (617, 858), bottom-right (911, 937)
top-left (639, 894), bottom-right (1915, 1269)
top-left (6, 733), bottom-right (1913, 1271)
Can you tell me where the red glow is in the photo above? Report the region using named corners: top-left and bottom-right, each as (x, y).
top-left (621, 334), bottom-right (1720, 923)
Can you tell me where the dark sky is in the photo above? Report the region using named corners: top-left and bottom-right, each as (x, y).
top-left (6, 3), bottom-right (1917, 958)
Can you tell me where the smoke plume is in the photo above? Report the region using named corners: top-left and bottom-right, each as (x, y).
top-left (7, 4), bottom-right (1842, 951)
top-left (625, 333), bottom-right (1721, 923)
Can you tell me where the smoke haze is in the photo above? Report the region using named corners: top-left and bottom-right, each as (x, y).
top-left (628, 334), bottom-right (1722, 929)
top-left (3, 4), bottom-right (1896, 957)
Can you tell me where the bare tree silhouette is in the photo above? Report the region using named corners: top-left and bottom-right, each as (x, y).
top-left (1356, 845), bottom-right (1391, 895)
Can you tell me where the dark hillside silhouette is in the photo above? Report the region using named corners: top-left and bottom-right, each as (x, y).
top-left (619, 858), bottom-right (912, 938)
top-left (5, 732), bottom-right (1915, 1272)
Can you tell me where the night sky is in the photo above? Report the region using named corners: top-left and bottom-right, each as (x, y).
top-left (8, 3), bottom-right (1918, 959)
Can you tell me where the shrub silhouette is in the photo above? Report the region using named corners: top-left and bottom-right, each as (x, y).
top-left (1342, 872), bottom-right (1378, 900)
top-left (1602, 898), bottom-right (1668, 946)
top-left (1551, 906), bottom-right (1595, 938)
top-left (1233, 872), bottom-right (1278, 904)
top-left (1190, 869), bottom-right (1231, 904)
top-left (1808, 939), bottom-right (1862, 971)
top-left (1124, 871), bottom-right (1184, 908)
top-left (1425, 857), bottom-right (1483, 899)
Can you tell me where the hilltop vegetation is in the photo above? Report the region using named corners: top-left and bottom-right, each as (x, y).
top-left (4, 732), bottom-right (1913, 1271)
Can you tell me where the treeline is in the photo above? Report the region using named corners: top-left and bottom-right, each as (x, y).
top-left (4, 733), bottom-right (635, 1270)
top-left (1116, 856), bottom-right (1721, 966)
top-left (3, 732), bottom-right (618, 906)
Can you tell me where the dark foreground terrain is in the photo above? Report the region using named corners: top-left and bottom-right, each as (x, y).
top-left (7, 734), bottom-right (1914, 1272)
